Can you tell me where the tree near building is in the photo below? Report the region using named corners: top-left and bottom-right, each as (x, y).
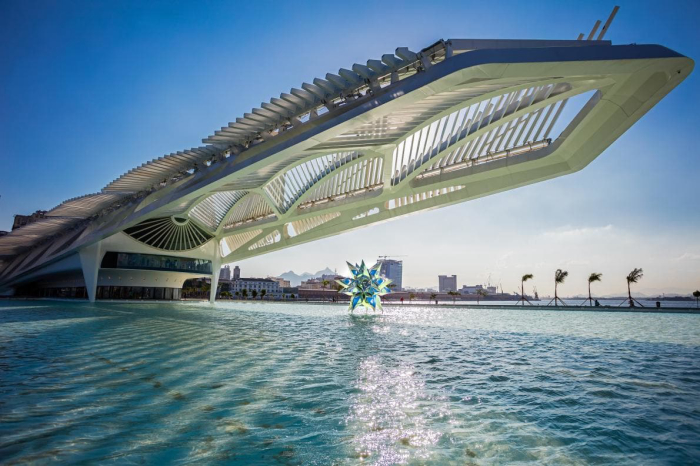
top-left (251, 290), bottom-right (258, 299)
top-left (548, 269), bottom-right (568, 306)
top-left (693, 290), bottom-right (700, 308)
top-left (625, 268), bottom-right (644, 307)
top-left (448, 290), bottom-right (459, 304)
top-left (260, 289), bottom-right (266, 300)
top-left (586, 273), bottom-right (602, 306)
top-left (476, 288), bottom-right (487, 305)
top-left (519, 274), bottom-right (534, 306)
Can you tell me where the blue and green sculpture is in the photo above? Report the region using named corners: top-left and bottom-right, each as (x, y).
top-left (336, 260), bottom-right (392, 312)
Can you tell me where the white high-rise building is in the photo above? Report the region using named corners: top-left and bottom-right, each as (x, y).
top-left (438, 275), bottom-right (457, 292)
top-left (378, 259), bottom-right (403, 290)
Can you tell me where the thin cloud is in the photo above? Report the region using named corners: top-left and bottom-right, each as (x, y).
top-left (675, 252), bottom-right (700, 261)
top-left (541, 224), bottom-right (614, 240)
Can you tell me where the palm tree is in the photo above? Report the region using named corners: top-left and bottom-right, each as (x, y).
top-left (693, 290), bottom-right (700, 308)
top-left (476, 288), bottom-right (487, 305)
top-left (586, 273), bottom-right (602, 306)
top-left (241, 288), bottom-right (248, 300)
top-left (251, 289), bottom-right (258, 300)
top-left (234, 291), bottom-right (240, 299)
top-left (429, 292), bottom-right (437, 304)
top-left (409, 292), bottom-right (416, 303)
top-left (260, 289), bottom-right (266, 300)
top-left (626, 268), bottom-right (643, 307)
top-left (549, 269), bottom-right (568, 306)
top-left (448, 290), bottom-right (459, 304)
top-left (519, 274), bottom-right (534, 305)
top-left (322, 279), bottom-right (330, 290)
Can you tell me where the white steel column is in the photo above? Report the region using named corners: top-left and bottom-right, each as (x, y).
top-left (209, 251), bottom-right (221, 304)
top-left (78, 242), bottom-right (102, 303)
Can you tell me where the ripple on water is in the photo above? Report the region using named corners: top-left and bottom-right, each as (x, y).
top-left (0, 301), bottom-right (699, 464)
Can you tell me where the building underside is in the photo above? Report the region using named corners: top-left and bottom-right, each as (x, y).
top-left (0, 30), bottom-right (693, 301)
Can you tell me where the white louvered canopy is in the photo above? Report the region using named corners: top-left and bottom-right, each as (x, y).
top-left (0, 218), bottom-right (79, 256)
top-left (202, 42), bottom-right (453, 147)
top-left (103, 146), bottom-right (221, 193)
top-left (48, 193), bottom-right (126, 218)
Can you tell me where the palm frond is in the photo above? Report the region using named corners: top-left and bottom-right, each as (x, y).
top-left (522, 273), bottom-right (534, 282)
top-left (554, 269), bottom-right (568, 284)
top-left (626, 267), bottom-right (643, 284)
top-left (588, 272), bottom-right (602, 283)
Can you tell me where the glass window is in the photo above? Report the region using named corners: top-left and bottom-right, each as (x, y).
top-left (101, 251), bottom-right (212, 274)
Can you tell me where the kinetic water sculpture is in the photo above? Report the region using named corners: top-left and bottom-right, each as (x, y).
top-left (337, 261), bottom-right (392, 312)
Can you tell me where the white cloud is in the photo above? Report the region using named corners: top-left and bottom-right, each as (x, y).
top-left (541, 224), bottom-right (614, 240)
top-left (675, 252), bottom-right (700, 261)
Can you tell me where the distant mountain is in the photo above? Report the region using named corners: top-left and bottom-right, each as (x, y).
top-left (278, 267), bottom-right (336, 286)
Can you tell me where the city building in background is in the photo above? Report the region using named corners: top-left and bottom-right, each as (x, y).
top-left (439, 275), bottom-right (458, 292)
top-left (460, 284), bottom-right (498, 295)
top-left (378, 259), bottom-right (403, 290)
top-left (229, 277), bottom-right (281, 298)
top-left (220, 265), bottom-right (231, 281)
top-left (301, 274), bottom-right (343, 290)
top-left (233, 266), bottom-right (240, 280)
top-left (300, 278), bottom-right (322, 289)
top-left (321, 273), bottom-right (342, 284)
top-left (267, 276), bottom-right (291, 288)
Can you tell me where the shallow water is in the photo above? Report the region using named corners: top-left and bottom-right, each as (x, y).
top-left (1, 301), bottom-right (699, 465)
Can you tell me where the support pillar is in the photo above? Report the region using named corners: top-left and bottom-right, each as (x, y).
top-left (78, 242), bottom-right (102, 303)
top-left (209, 252), bottom-right (221, 304)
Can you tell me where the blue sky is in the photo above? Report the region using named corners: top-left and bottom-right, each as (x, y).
top-left (1, 0), bottom-right (698, 296)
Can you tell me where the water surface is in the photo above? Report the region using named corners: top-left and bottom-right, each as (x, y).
top-left (1, 301), bottom-right (699, 464)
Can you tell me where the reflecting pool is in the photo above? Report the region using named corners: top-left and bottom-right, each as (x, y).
top-left (1, 301), bottom-right (699, 464)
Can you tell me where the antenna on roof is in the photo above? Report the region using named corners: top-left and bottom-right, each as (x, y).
top-left (586, 20), bottom-right (602, 40)
top-left (577, 6), bottom-right (619, 41)
top-left (597, 6), bottom-right (620, 40)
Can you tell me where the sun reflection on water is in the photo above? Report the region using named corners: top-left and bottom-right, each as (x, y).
top-left (346, 356), bottom-right (447, 464)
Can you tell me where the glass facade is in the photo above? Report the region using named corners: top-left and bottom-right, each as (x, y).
top-left (101, 251), bottom-right (212, 274)
top-left (379, 259), bottom-right (403, 290)
top-left (96, 286), bottom-right (181, 300)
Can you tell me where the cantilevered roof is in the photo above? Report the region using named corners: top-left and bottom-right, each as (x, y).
top-left (0, 14), bottom-right (693, 287)
top-left (203, 39), bottom-right (610, 148)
